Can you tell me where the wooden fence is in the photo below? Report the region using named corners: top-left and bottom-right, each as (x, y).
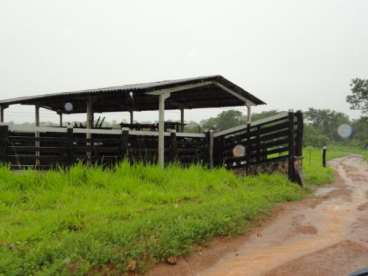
top-left (0, 111), bottom-right (303, 183)
top-left (1, 128), bottom-right (207, 169)
top-left (212, 111), bottom-right (303, 183)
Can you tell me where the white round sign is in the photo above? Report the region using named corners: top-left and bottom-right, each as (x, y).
top-left (337, 124), bottom-right (352, 139)
top-left (64, 102), bottom-right (73, 112)
top-left (233, 145), bottom-right (246, 157)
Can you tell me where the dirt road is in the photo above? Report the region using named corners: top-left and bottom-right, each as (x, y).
top-left (150, 155), bottom-right (368, 276)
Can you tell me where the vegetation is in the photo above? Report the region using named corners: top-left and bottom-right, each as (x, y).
top-left (0, 143), bottom-right (354, 275)
top-left (346, 78), bottom-right (368, 114)
top-left (0, 163), bottom-right (306, 275)
top-left (303, 147), bottom-right (334, 186)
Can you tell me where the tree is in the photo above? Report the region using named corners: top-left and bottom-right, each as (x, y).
top-left (200, 109), bottom-right (282, 131)
top-left (251, 110), bottom-right (279, 122)
top-left (304, 108), bottom-right (350, 142)
top-left (184, 121), bottom-right (202, 133)
top-left (200, 110), bottom-right (244, 131)
top-left (303, 124), bottom-right (329, 147)
top-left (346, 78), bottom-right (368, 114)
top-left (351, 117), bottom-right (368, 146)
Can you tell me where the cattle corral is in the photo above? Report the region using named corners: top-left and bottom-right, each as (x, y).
top-left (0, 76), bottom-right (303, 183)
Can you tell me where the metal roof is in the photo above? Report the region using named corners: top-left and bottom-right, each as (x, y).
top-left (0, 75), bottom-right (265, 113)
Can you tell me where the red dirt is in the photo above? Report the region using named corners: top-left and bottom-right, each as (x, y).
top-left (148, 156), bottom-right (368, 276)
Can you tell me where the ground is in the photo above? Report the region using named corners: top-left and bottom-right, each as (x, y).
top-left (149, 155), bottom-right (368, 276)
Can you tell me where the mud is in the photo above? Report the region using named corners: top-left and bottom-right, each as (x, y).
top-left (148, 156), bottom-right (368, 276)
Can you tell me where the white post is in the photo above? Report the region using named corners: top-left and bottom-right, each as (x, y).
top-left (58, 113), bottom-right (63, 127)
top-left (246, 105), bottom-right (252, 124)
top-left (208, 129), bottom-right (214, 169)
top-left (129, 111), bottom-right (134, 125)
top-left (35, 105), bottom-right (40, 166)
top-left (158, 93), bottom-right (170, 168)
top-left (86, 97), bottom-right (93, 136)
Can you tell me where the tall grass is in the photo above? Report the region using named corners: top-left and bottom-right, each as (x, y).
top-left (303, 147), bottom-right (335, 186)
top-left (0, 162), bottom-right (305, 275)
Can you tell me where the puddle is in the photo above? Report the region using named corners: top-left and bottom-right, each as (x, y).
top-left (314, 187), bottom-right (337, 197)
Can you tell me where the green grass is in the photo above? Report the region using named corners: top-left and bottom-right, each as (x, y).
top-left (324, 145), bottom-right (368, 160)
top-left (303, 145), bottom-right (368, 186)
top-left (303, 147), bottom-right (335, 186)
top-left (0, 162), bottom-right (305, 275)
top-left (0, 145), bottom-right (349, 275)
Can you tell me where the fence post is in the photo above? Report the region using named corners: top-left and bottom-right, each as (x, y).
top-left (245, 123), bottom-right (251, 174)
top-left (66, 127), bottom-right (74, 167)
top-left (288, 112), bottom-right (296, 182)
top-left (170, 130), bottom-right (177, 163)
top-left (207, 129), bottom-right (214, 169)
top-left (121, 128), bottom-right (129, 161)
top-left (295, 111), bottom-right (304, 156)
top-left (0, 125), bottom-right (8, 164)
top-left (256, 125), bottom-right (261, 163)
top-left (213, 135), bottom-right (224, 167)
top-left (322, 146), bottom-right (327, 167)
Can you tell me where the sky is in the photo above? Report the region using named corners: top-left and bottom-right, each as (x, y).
top-left (0, 0), bottom-right (367, 124)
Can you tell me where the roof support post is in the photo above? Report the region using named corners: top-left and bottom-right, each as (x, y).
top-left (246, 105), bottom-right (252, 124)
top-left (86, 97), bottom-right (94, 133)
top-left (129, 110), bottom-right (134, 125)
top-left (158, 93), bottom-right (170, 168)
top-left (35, 105), bottom-right (40, 127)
top-left (180, 108), bottom-right (184, 132)
top-left (58, 113), bottom-right (63, 127)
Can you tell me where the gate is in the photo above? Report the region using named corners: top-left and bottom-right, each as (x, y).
top-left (212, 111), bottom-right (303, 184)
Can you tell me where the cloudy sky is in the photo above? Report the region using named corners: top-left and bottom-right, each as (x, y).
top-left (0, 0), bottom-right (367, 124)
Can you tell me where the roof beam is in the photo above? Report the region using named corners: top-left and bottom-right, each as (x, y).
top-left (214, 82), bottom-right (255, 106)
top-left (148, 81), bottom-right (213, 96)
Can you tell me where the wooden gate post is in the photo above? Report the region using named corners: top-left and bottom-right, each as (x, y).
top-left (295, 111), bottom-right (304, 156)
top-left (288, 112), bottom-right (296, 182)
top-left (0, 125), bottom-right (8, 164)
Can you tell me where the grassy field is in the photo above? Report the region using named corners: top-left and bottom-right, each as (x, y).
top-left (0, 147), bottom-right (342, 275)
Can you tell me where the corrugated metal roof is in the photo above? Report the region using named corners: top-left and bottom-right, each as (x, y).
top-left (0, 75), bottom-right (265, 113)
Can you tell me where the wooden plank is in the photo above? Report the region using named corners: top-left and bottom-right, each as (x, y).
top-left (214, 112), bottom-right (288, 137)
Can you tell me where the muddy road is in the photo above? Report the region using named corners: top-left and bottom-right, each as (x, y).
top-left (150, 155), bottom-right (368, 276)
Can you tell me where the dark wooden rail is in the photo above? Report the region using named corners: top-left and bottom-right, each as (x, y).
top-left (1, 128), bottom-right (207, 169)
top-left (0, 111), bottom-right (304, 183)
top-left (213, 111), bottom-right (303, 183)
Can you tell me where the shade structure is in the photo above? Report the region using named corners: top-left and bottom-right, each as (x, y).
top-left (0, 75), bottom-right (265, 113)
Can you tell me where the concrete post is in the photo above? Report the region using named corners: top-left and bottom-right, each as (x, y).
top-left (246, 105), bottom-right (252, 124)
top-left (129, 110), bottom-right (134, 125)
top-left (58, 113), bottom-right (63, 127)
top-left (158, 93), bottom-right (170, 168)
